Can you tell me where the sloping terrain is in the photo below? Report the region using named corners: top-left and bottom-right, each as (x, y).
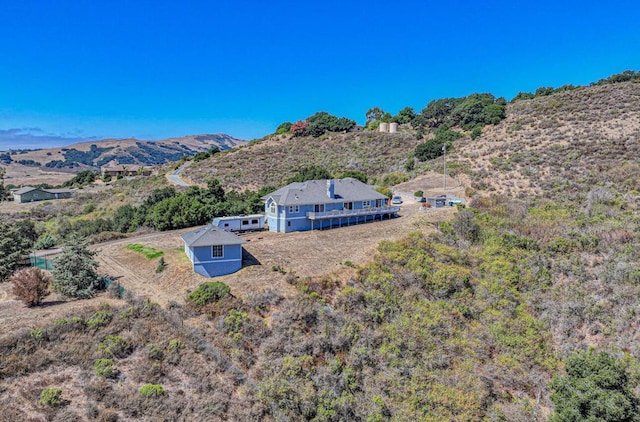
top-left (1, 133), bottom-right (245, 171)
top-left (2, 80), bottom-right (640, 421)
top-left (184, 131), bottom-right (421, 190)
top-left (453, 81), bottom-right (640, 199)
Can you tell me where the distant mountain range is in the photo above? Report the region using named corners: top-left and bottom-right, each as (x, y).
top-left (0, 133), bottom-right (245, 170)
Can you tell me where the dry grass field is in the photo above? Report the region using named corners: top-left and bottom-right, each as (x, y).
top-left (2, 163), bottom-right (76, 187)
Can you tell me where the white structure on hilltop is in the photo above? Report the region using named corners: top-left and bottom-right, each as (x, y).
top-left (378, 122), bottom-right (398, 133)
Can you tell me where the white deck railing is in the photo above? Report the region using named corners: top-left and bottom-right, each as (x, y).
top-left (306, 206), bottom-right (400, 220)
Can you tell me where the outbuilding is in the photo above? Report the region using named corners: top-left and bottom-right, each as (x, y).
top-left (13, 186), bottom-right (74, 203)
top-left (181, 225), bottom-right (246, 277)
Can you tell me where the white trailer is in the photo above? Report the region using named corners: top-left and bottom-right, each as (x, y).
top-left (212, 214), bottom-right (265, 232)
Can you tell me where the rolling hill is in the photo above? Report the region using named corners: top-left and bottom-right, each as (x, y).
top-left (0, 133), bottom-right (245, 171)
top-left (2, 78), bottom-right (640, 421)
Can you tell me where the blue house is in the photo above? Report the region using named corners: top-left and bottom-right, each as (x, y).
top-left (181, 225), bottom-right (246, 277)
top-left (263, 178), bottom-right (400, 233)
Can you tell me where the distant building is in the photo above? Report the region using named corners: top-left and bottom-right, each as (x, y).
top-left (101, 164), bottom-right (152, 178)
top-left (181, 225), bottom-right (246, 277)
top-left (424, 195), bottom-right (465, 208)
top-left (262, 178), bottom-right (399, 233)
top-left (12, 186), bottom-right (74, 203)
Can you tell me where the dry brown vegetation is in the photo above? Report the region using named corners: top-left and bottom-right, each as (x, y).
top-left (2, 134), bottom-right (245, 171)
top-left (3, 80), bottom-right (640, 420)
top-left (453, 81), bottom-right (640, 199)
top-left (184, 131), bottom-right (422, 190)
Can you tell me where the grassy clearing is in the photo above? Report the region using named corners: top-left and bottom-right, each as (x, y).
top-left (125, 243), bottom-right (164, 259)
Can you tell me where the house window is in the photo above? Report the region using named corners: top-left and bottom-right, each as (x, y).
top-left (343, 202), bottom-right (353, 210)
top-left (314, 204), bottom-right (325, 212)
top-left (288, 205), bottom-right (299, 213)
top-left (362, 200), bottom-right (371, 208)
top-left (212, 245), bottom-right (223, 258)
top-left (270, 202), bottom-right (276, 214)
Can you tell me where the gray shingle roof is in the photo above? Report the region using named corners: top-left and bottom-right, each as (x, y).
top-left (181, 225), bottom-right (247, 247)
top-left (263, 178), bottom-right (387, 206)
top-left (13, 186), bottom-right (38, 195)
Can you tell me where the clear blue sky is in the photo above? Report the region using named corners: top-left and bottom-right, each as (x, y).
top-left (1, 0), bottom-right (639, 149)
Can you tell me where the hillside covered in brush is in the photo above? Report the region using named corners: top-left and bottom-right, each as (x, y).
top-left (454, 80), bottom-right (640, 199)
top-left (2, 72), bottom-right (640, 421)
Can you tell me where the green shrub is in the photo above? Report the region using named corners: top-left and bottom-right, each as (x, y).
top-left (375, 186), bottom-right (393, 199)
top-left (34, 232), bottom-right (56, 249)
top-left (155, 257), bottom-right (167, 273)
top-left (40, 387), bottom-right (63, 407)
top-left (94, 358), bottom-right (115, 378)
top-left (31, 328), bottom-right (44, 341)
top-left (378, 172), bottom-right (408, 186)
top-left (139, 383), bottom-right (165, 398)
top-left (167, 338), bottom-right (185, 353)
top-left (471, 126), bottom-right (483, 139)
top-left (98, 335), bottom-right (127, 357)
top-left (414, 190), bottom-right (424, 198)
top-left (186, 282), bottom-right (231, 308)
top-left (146, 343), bottom-right (164, 361)
top-left (86, 307), bottom-right (113, 329)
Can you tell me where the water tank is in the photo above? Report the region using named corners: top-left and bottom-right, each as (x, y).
top-left (389, 122), bottom-right (398, 133)
top-left (379, 122), bottom-right (389, 132)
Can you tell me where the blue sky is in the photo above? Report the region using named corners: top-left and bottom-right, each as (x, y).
top-left (1, 0), bottom-right (639, 149)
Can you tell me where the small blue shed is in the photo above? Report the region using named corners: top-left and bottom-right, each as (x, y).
top-left (181, 225), bottom-right (247, 277)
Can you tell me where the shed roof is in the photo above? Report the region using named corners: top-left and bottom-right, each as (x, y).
top-left (263, 178), bottom-right (387, 206)
top-left (46, 188), bottom-right (74, 194)
top-left (13, 186), bottom-right (38, 195)
top-left (181, 225), bottom-right (247, 247)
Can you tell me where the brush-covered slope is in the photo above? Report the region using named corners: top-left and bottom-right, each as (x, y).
top-left (453, 81), bottom-right (640, 199)
top-left (184, 131), bottom-right (421, 189)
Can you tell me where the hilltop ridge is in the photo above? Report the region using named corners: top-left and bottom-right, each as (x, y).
top-left (0, 133), bottom-right (245, 170)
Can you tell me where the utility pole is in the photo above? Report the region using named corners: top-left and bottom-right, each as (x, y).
top-left (442, 144), bottom-right (446, 190)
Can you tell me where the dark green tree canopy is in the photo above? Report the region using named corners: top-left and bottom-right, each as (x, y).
top-left (414, 94), bottom-right (507, 131)
top-left (550, 349), bottom-right (640, 422)
top-left (0, 220), bottom-right (36, 282)
top-left (304, 112), bottom-right (356, 137)
top-left (275, 122), bottom-right (292, 135)
top-left (365, 107), bottom-right (385, 124)
top-left (394, 106), bottom-right (416, 124)
top-left (286, 165), bottom-right (332, 184)
top-left (52, 236), bottom-right (102, 299)
top-left (62, 169), bottom-right (97, 187)
top-left (414, 128), bottom-right (462, 161)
